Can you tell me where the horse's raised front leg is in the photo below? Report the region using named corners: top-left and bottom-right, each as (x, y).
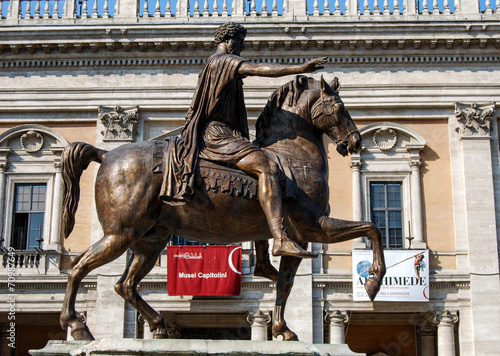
top-left (272, 254), bottom-right (302, 341)
top-left (318, 215), bottom-right (386, 301)
top-left (60, 233), bottom-right (136, 340)
top-left (114, 231), bottom-right (169, 339)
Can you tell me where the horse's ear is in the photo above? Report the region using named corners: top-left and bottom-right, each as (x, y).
top-left (321, 74), bottom-right (330, 94)
top-left (321, 75), bottom-right (335, 95)
top-left (330, 77), bottom-right (340, 93)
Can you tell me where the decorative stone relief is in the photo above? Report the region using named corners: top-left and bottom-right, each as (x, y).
top-left (373, 127), bottom-right (397, 150)
top-left (455, 102), bottom-right (496, 137)
top-left (247, 310), bottom-right (271, 325)
top-left (433, 310), bottom-right (459, 327)
top-left (324, 310), bottom-right (349, 326)
top-left (417, 319), bottom-right (436, 336)
top-left (99, 106), bottom-right (138, 141)
top-left (20, 130), bottom-right (44, 153)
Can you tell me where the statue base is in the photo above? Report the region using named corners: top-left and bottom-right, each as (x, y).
top-left (30, 338), bottom-right (365, 356)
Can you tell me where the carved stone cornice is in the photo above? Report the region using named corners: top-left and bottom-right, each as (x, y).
top-left (1, 22), bottom-right (500, 56)
top-left (1, 54), bottom-right (499, 70)
top-left (455, 102), bottom-right (496, 137)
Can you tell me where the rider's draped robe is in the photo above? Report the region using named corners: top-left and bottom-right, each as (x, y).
top-left (160, 53), bottom-right (260, 203)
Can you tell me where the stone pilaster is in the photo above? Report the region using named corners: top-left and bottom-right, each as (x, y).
top-left (452, 102), bottom-right (500, 355)
top-left (284, 258), bottom-right (313, 342)
top-left (408, 158), bottom-right (426, 248)
top-left (93, 274), bottom-right (127, 338)
top-left (247, 311), bottom-right (271, 341)
top-left (417, 319), bottom-right (436, 356)
top-left (350, 157), bottom-right (365, 249)
top-left (434, 311), bottom-right (458, 356)
top-left (325, 310), bottom-right (348, 344)
top-left (48, 161), bottom-right (63, 252)
top-left (0, 162), bottom-right (8, 244)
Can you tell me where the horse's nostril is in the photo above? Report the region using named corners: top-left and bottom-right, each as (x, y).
top-left (355, 139), bottom-right (361, 151)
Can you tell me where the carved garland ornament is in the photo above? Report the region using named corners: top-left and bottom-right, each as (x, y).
top-left (455, 102), bottom-right (495, 136)
top-left (373, 127), bottom-right (397, 150)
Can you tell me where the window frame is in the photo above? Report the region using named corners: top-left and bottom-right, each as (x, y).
top-left (11, 182), bottom-right (48, 250)
top-left (4, 174), bottom-right (54, 250)
top-left (362, 173), bottom-right (411, 249)
top-left (352, 122), bottom-right (427, 250)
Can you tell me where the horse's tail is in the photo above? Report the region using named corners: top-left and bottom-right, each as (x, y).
top-left (60, 142), bottom-right (107, 239)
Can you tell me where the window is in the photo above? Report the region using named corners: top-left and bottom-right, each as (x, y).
top-left (169, 235), bottom-right (206, 246)
top-left (11, 183), bottom-right (47, 250)
top-left (351, 123), bottom-right (427, 249)
top-left (1, 125), bottom-right (69, 254)
top-left (369, 182), bottom-right (403, 249)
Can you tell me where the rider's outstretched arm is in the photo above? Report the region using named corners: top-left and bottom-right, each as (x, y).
top-left (237, 57), bottom-right (327, 78)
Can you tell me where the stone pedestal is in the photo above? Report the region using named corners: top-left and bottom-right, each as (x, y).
top-left (93, 274), bottom-right (127, 338)
top-left (247, 311), bottom-right (271, 341)
top-left (284, 258), bottom-right (313, 342)
top-left (325, 311), bottom-right (348, 344)
top-left (30, 338), bottom-right (366, 355)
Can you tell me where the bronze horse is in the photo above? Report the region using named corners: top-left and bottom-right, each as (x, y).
top-left (59, 75), bottom-right (386, 341)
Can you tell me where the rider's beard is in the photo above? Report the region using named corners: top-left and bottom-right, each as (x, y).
top-left (228, 44), bottom-right (241, 56)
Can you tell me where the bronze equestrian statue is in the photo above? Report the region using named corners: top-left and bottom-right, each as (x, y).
top-left (59, 22), bottom-right (386, 341)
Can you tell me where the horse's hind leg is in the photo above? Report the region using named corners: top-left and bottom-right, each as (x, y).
top-left (272, 254), bottom-right (302, 341)
top-left (317, 216), bottom-right (386, 301)
top-left (60, 233), bottom-right (137, 340)
top-left (114, 230), bottom-right (168, 339)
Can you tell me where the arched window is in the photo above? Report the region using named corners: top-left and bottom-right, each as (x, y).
top-left (0, 125), bottom-right (68, 257)
top-left (351, 122), bottom-right (426, 250)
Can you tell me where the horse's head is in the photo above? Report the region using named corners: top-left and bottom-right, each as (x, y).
top-left (310, 76), bottom-right (361, 157)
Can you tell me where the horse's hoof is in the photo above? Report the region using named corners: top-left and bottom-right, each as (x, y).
top-left (153, 329), bottom-right (169, 339)
top-left (364, 277), bottom-right (381, 301)
top-left (71, 326), bottom-right (95, 341)
top-left (282, 330), bottom-right (299, 341)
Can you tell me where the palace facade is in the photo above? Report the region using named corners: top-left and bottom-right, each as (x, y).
top-left (1, 0), bottom-right (499, 355)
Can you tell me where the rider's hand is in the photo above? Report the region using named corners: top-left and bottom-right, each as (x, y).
top-left (303, 57), bottom-right (328, 73)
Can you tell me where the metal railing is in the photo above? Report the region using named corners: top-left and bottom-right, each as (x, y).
top-left (0, 0), bottom-right (497, 22)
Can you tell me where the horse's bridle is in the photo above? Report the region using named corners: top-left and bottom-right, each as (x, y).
top-left (313, 90), bottom-right (360, 147)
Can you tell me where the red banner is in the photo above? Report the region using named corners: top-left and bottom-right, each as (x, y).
top-left (167, 245), bottom-right (242, 296)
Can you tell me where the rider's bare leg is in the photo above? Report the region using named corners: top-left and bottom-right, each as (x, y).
top-left (236, 151), bottom-right (315, 258)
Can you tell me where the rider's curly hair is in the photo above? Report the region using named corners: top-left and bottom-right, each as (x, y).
top-left (214, 22), bottom-right (247, 45)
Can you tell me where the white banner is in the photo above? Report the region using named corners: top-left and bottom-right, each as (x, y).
top-left (352, 250), bottom-right (429, 302)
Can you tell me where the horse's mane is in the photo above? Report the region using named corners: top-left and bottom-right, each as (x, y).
top-left (255, 75), bottom-right (319, 145)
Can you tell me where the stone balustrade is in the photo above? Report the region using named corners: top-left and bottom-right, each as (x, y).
top-left (0, 249), bottom-right (61, 274)
top-left (0, 0), bottom-right (498, 23)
